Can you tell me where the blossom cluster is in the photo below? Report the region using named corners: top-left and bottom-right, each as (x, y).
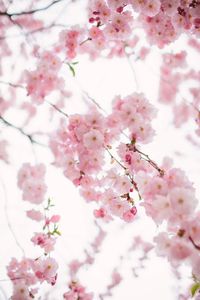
top-left (17, 163), bottom-right (47, 204)
top-left (63, 281), bottom-right (93, 300)
top-left (49, 85), bottom-right (200, 295)
top-left (25, 51), bottom-right (64, 104)
top-left (159, 50), bottom-right (200, 137)
top-left (1, 0), bottom-right (200, 298)
top-left (50, 92), bottom-right (156, 222)
top-left (7, 165), bottom-right (60, 299)
top-left (7, 257), bottom-right (58, 300)
top-left (55, 0), bottom-right (200, 62)
top-left (88, 0), bottom-right (200, 45)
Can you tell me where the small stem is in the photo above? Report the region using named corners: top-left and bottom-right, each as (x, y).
top-left (46, 101), bottom-right (69, 118)
top-left (134, 147), bottom-right (164, 176)
top-left (0, 277), bottom-right (24, 282)
top-left (105, 147), bottom-right (142, 201)
top-left (105, 147), bottom-right (126, 170)
top-left (79, 37), bottom-right (92, 46)
top-left (0, 80), bottom-right (24, 89)
top-left (189, 236), bottom-right (200, 251)
top-left (82, 91), bottom-right (107, 115)
top-left (125, 51), bottom-right (140, 92)
top-left (129, 175), bottom-right (142, 201)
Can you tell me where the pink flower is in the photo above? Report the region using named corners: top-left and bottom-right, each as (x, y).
top-left (22, 181), bottom-right (47, 204)
top-left (25, 50), bottom-right (63, 104)
top-left (114, 176), bottom-right (132, 194)
top-left (143, 0), bottom-right (161, 17)
top-left (109, 198), bottom-right (130, 218)
top-left (68, 260), bottom-right (83, 276)
top-left (11, 282), bottom-right (31, 300)
top-left (169, 237), bottom-right (192, 261)
top-left (32, 257), bottom-right (58, 285)
top-left (50, 215), bottom-right (60, 223)
top-left (18, 163), bottom-right (47, 204)
top-left (144, 194), bottom-right (172, 224)
top-left (188, 218), bottom-right (200, 245)
top-left (111, 270), bottom-right (122, 285)
top-left (7, 257), bottom-right (37, 287)
top-left (89, 26), bottom-right (104, 39)
top-left (123, 207), bottom-right (137, 222)
top-left (154, 232), bottom-right (171, 257)
top-left (63, 281), bottom-right (93, 300)
top-left (94, 207), bottom-right (106, 218)
top-left (31, 233), bottom-right (56, 253)
top-left (83, 129), bottom-right (104, 149)
top-left (169, 187), bottom-right (197, 216)
top-left (26, 209), bottom-right (44, 222)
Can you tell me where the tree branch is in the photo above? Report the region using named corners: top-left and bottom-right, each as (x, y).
top-left (0, 0), bottom-right (67, 17)
top-left (0, 115), bottom-right (45, 147)
top-left (134, 146), bottom-right (164, 177)
top-left (0, 80), bottom-right (24, 89)
top-left (46, 101), bottom-right (69, 118)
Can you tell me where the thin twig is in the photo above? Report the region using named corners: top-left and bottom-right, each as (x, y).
top-left (0, 80), bottom-right (24, 89)
top-left (0, 115), bottom-right (46, 147)
top-left (134, 147), bottom-right (164, 176)
top-left (82, 91), bottom-right (108, 115)
top-left (105, 147), bottom-right (142, 201)
top-left (189, 236), bottom-right (200, 251)
top-left (79, 37), bottom-right (92, 46)
top-left (0, 277), bottom-right (24, 282)
top-left (125, 51), bottom-right (140, 92)
top-left (46, 101), bottom-right (69, 118)
top-left (0, 177), bottom-right (25, 256)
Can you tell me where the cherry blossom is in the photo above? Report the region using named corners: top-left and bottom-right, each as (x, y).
top-left (1, 0), bottom-right (200, 299)
top-left (18, 163), bottom-right (47, 204)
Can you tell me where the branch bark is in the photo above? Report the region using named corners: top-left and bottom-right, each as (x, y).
top-left (0, 115), bottom-right (45, 147)
top-left (0, 0), bottom-right (67, 17)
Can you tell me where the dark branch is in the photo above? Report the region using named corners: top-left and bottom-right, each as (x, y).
top-left (47, 101), bottom-right (69, 118)
top-left (0, 0), bottom-right (66, 17)
top-left (0, 80), bottom-right (24, 89)
top-left (189, 236), bottom-right (200, 251)
top-left (134, 146), bottom-right (164, 177)
top-left (0, 115), bottom-right (45, 147)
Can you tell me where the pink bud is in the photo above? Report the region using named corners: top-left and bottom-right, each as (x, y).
top-left (130, 206), bottom-right (137, 215)
top-left (89, 17), bottom-right (95, 23)
top-left (116, 6), bottom-right (123, 13)
top-left (94, 208), bottom-right (105, 218)
top-left (50, 215), bottom-right (60, 223)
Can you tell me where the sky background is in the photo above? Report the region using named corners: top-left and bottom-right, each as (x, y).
top-left (0, 0), bottom-right (199, 299)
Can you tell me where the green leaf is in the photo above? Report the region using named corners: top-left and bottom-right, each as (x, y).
top-left (44, 198), bottom-right (55, 210)
top-left (191, 282), bottom-right (200, 297)
top-left (55, 230), bottom-right (61, 236)
top-left (67, 63), bottom-right (76, 77)
top-left (71, 61), bottom-right (79, 65)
